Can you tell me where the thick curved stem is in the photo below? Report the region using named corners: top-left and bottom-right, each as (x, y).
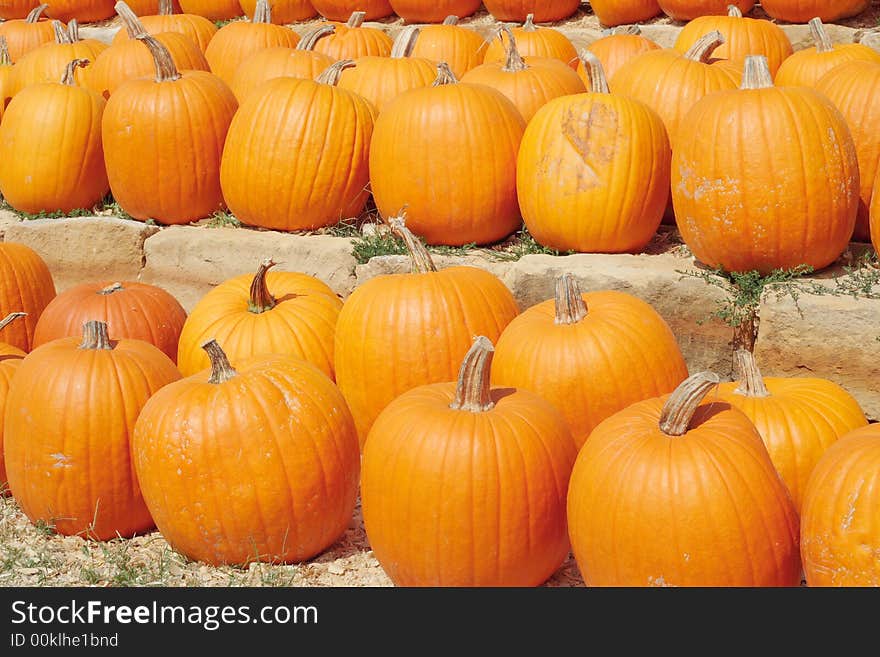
top-left (0, 37), bottom-right (10, 67)
top-left (346, 10), bottom-right (365, 28)
top-left (52, 20), bottom-right (72, 44)
top-left (247, 259), bottom-right (277, 314)
top-left (442, 15), bottom-right (459, 25)
top-left (26, 3), bottom-right (49, 22)
top-left (809, 17), bottom-right (834, 53)
top-left (158, 0), bottom-right (173, 15)
top-left (135, 33), bottom-right (182, 82)
top-left (387, 211), bottom-right (437, 274)
top-left (554, 274), bottom-right (588, 325)
top-left (577, 50), bottom-right (609, 93)
top-left (658, 372), bottom-right (721, 436)
top-left (98, 282), bottom-right (124, 295)
top-left (67, 19), bottom-right (80, 42)
top-left (79, 320), bottom-right (113, 350)
top-left (450, 336), bottom-right (495, 412)
top-left (733, 349), bottom-right (770, 398)
top-left (0, 312), bottom-right (26, 332)
top-left (727, 4), bottom-right (743, 18)
top-left (297, 25), bottom-right (334, 50)
top-left (61, 58), bottom-right (89, 85)
top-left (202, 339), bottom-right (237, 384)
top-left (683, 30), bottom-right (725, 63)
top-left (316, 59), bottom-right (355, 85)
top-left (252, 0), bottom-right (271, 24)
top-left (500, 24), bottom-right (527, 72)
top-left (741, 55), bottom-right (773, 89)
top-left (432, 61), bottom-right (458, 86)
top-left (522, 13), bottom-right (537, 32)
top-left (391, 25), bottom-right (420, 58)
top-left (115, 1), bottom-right (147, 39)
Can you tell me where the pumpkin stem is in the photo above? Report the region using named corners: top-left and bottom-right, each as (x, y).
top-left (61, 58), bottom-right (89, 85)
top-left (316, 59), bottom-right (355, 85)
top-left (0, 312), bottom-right (27, 332)
top-left (808, 17), bottom-right (834, 53)
top-left (442, 15), bottom-right (459, 25)
top-left (346, 10), bottom-right (366, 28)
top-left (98, 282), bottom-right (124, 295)
top-left (158, 0), bottom-right (173, 15)
top-left (432, 61), bottom-right (458, 86)
top-left (202, 339), bottom-right (237, 384)
top-left (733, 349), bottom-right (770, 398)
top-left (391, 25), bottom-right (420, 58)
top-left (387, 211), bottom-right (437, 274)
top-left (252, 0), bottom-right (271, 24)
top-left (26, 3), bottom-right (49, 22)
top-left (79, 320), bottom-right (113, 350)
top-left (658, 372), bottom-right (721, 436)
top-left (0, 37), bottom-right (10, 67)
top-left (450, 336), bottom-right (496, 413)
top-left (741, 55), bottom-right (773, 89)
top-left (683, 30), bottom-right (725, 63)
top-left (115, 1), bottom-right (147, 39)
top-left (297, 25), bottom-right (334, 50)
top-left (522, 13), bottom-right (537, 32)
top-left (607, 25), bottom-right (641, 36)
top-left (577, 50), bottom-right (609, 93)
top-left (554, 274), bottom-right (588, 325)
top-left (67, 19), bottom-right (80, 42)
top-left (52, 20), bottom-right (72, 44)
top-left (247, 259), bottom-right (277, 313)
top-left (727, 4), bottom-right (743, 18)
top-left (136, 33), bottom-right (183, 82)
top-left (500, 24), bottom-right (527, 72)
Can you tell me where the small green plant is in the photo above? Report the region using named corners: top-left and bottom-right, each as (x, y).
top-left (351, 229), bottom-right (409, 264)
top-left (204, 210), bottom-right (241, 229)
top-left (99, 194), bottom-right (135, 221)
top-left (323, 217), bottom-right (364, 238)
top-left (33, 518), bottom-right (58, 538)
top-left (488, 228), bottom-right (574, 262)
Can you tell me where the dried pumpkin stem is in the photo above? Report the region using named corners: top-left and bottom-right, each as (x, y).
top-left (727, 4), bottom-right (743, 18)
top-left (0, 37), bottom-right (10, 67)
top-left (522, 13), bottom-right (537, 32)
top-left (658, 372), bottom-right (721, 436)
top-left (61, 58), bottom-right (89, 85)
top-left (442, 15), bottom-right (459, 25)
top-left (450, 336), bottom-right (496, 412)
top-left (0, 312), bottom-right (27, 332)
top-left (346, 10), bottom-right (366, 28)
top-left (26, 3), bottom-right (49, 22)
top-left (809, 17), bottom-right (834, 53)
top-left (297, 25), bottom-right (334, 50)
top-left (387, 212), bottom-right (437, 274)
top-left (390, 25), bottom-right (420, 58)
top-left (116, 1), bottom-right (147, 39)
top-left (158, 0), bottom-right (173, 15)
top-left (733, 349), bottom-right (770, 398)
top-left (316, 59), bottom-right (355, 85)
top-left (52, 20), bottom-right (72, 44)
top-left (79, 320), bottom-right (113, 350)
top-left (432, 61), bottom-right (458, 86)
top-left (554, 274), bottom-right (588, 324)
top-left (202, 339), bottom-right (237, 384)
top-left (683, 30), bottom-right (725, 63)
top-left (741, 55), bottom-right (773, 89)
top-left (98, 282), bottom-right (124, 295)
top-left (500, 24), bottom-right (527, 72)
top-left (68, 19), bottom-right (80, 42)
top-left (252, 0), bottom-right (271, 24)
top-left (577, 50), bottom-right (609, 93)
top-left (136, 33), bottom-right (182, 82)
top-left (248, 259), bottom-right (277, 313)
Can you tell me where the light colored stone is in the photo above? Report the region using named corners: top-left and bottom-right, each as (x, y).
top-left (0, 210), bottom-right (22, 239)
top-left (3, 216), bottom-right (159, 292)
top-left (77, 24), bottom-right (121, 45)
top-left (140, 225), bottom-right (357, 310)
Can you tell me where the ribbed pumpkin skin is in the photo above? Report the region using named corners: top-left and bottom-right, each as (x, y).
top-left (0, 0), bottom-right (40, 20)
top-left (673, 13), bottom-right (792, 77)
top-left (4, 335), bottom-right (181, 539)
top-left (761, 0), bottom-right (869, 22)
top-left (483, 0), bottom-right (580, 22)
top-left (717, 378), bottom-right (867, 512)
top-left (239, 0), bottom-right (316, 23)
top-left (0, 80), bottom-right (109, 215)
top-left (388, 0), bottom-right (480, 22)
top-left (872, 166), bottom-right (880, 254)
top-left (370, 83), bottom-right (525, 246)
top-left (0, 244), bottom-right (55, 352)
top-left (0, 58), bottom-right (12, 114)
top-left (672, 86), bottom-right (859, 274)
top-left (800, 425), bottom-right (880, 586)
top-left (313, 21), bottom-right (392, 60)
top-left (775, 43), bottom-right (880, 90)
top-left (132, 353), bottom-right (360, 566)
top-left (0, 15), bottom-right (57, 61)
top-left (124, 0), bottom-right (182, 13)
top-left (335, 267), bottom-right (519, 444)
top-left (461, 56), bottom-right (586, 123)
top-left (589, 0), bottom-right (661, 26)
top-left (32, 281), bottom-right (188, 362)
top-left (484, 25), bottom-right (577, 70)
top-left (10, 37), bottom-right (107, 95)
top-left (220, 76), bottom-right (375, 231)
top-left (0, 344), bottom-right (26, 487)
top-left (111, 12), bottom-right (218, 53)
top-left (230, 47), bottom-right (332, 103)
top-left (44, 0), bottom-right (116, 22)
top-left (177, 271), bottom-right (342, 378)
top-left (567, 396), bottom-right (801, 586)
top-left (177, 0), bottom-right (241, 20)
top-left (658, 0), bottom-right (754, 20)
top-left (583, 33), bottom-right (660, 82)
top-left (517, 93), bottom-right (670, 253)
top-left (492, 290), bottom-right (688, 448)
top-left (310, 0), bottom-right (392, 21)
top-left (338, 55), bottom-right (436, 114)
top-left (204, 20), bottom-right (299, 86)
top-left (362, 382), bottom-right (576, 586)
top-left (410, 23), bottom-right (485, 79)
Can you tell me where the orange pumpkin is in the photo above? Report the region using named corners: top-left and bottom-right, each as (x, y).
top-left (177, 0), bottom-right (241, 20)
top-left (567, 372), bottom-right (801, 586)
top-left (334, 216), bottom-right (519, 444)
top-left (388, 0), bottom-right (480, 22)
top-left (872, 166), bottom-right (880, 253)
top-left (4, 320), bottom-right (181, 539)
top-left (111, 0), bottom-right (218, 53)
top-left (337, 26), bottom-right (435, 114)
top-left (657, 0), bottom-right (754, 20)
top-left (671, 55), bottom-right (859, 274)
top-left (0, 59), bottom-right (109, 215)
top-left (582, 26), bottom-right (660, 82)
top-left (33, 280), bottom-right (186, 362)
top-left (518, 53), bottom-right (670, 253)
top-left (310, 0), bottom-right (392, 21)
top-left (44, 0), bottom-right (116, 22)
top-left (362, 336), bottom-right (576, 586)
top-left (0, 37), bottom-right (13, 114)
top-left (588, 0), bottom-right (660, 26)
top-left (0, 0), bottom-right (40, 20)
top-left (492, 275), bottom-right (689, 448)
top-left (774, 18), bottom-right (880, 89)
top-left (483, 0), bottom-right (579, 22)
top-left (220, 61), bottom-right (375, 231)
top-left (132, 340), bottom-right (360, 566)
top-left (461, 25), bottom-right (585, 123)
top-left (176, 260), bottom-right (342, 378)
top-left (408, 15), bottom-right (484, 80)
top-left (483, 14), bottom-right (577, 70)
top-left (122, 0), bottom-right (181, 14)
top-left (0, 243), bottom-right (55, 352)
top-left (761, 0), bottom-right (869, 23)
top-left (673, 5), bottom-right (792, 78)
top-left (204, 0), bottom-right (299, 86)
top-left (0, 4), bottom-right (57, 62)
top-left (239, 0), bottom-right (316, 23)
top-left (0, 314), bottom-right (27, 490)
top-left (369, 64), bottom-right (525, 246)
top-left (312, 11), bottom-right (392, 61)
top-left (800, 424), bottom-right (880, 586)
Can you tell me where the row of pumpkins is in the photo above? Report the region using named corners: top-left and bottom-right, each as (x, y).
top-left (0, 221), bottom-right (876, 587)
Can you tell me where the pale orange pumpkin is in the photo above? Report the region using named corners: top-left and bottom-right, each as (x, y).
top-left (0, 4), bottom-right (58, 62)
top-left (111, 0), bottom-right (218, 53)
top-left (0, 37), bottom-right (13, 115)
top-left (409, 15), bottom-right (485, 79)
top-left (483, 14), bottom-right (577, 69)
top-left (311, 11), bottom-right (392, 60)
top-left (582, 26), bottom-right (660, 82)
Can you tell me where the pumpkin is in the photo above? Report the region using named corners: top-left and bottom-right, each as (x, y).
top-left (88, 2), bottom-right (209, 98)
top-left (588, 0), bottom-right (661, 27)
top-left (362, 336), bottom-right (576, 586)
top-left (239, 0), bottom-right (316, 23)
top-left (123, 0), bottom-right (181, 14)
top-left (44, 0), bottom-right (117, 22)
top-left (518, 53), bottom-right (670, 253)
top-left (610, 31), bottom-right (740, 147)
top-left (111, 0), bottom-right (218, 53)
top-left (483, 14), bottom-right (577, 70)
top-left (716, 350), bottom-right (867, 513)
top-left (800, 424), bottom-right (880, 586)
top-left (0, 243), bottom-right (55, 352)
top-left (657, 0), bottom-right (754, 21)
top-left (872, 167), bottom-right (880, 253)
top-left (132, 339), bottom-right (360, 566)
top-left (176, 259), bottom-right (342, 378)
top-left (33, 280), bottom-right (187, 362)
top-left (774, 18), bottom-right (880, 89)
top-left (0, 59), bottom-right (110, 215)
top-left (337, 26), bottom-right (435, 114)
top-left (0, 4), bottom-right (57, 62)
top-left (312, 11), bottom-right (392, 61)
top-left (334, 215), bottom-right (519, 444)
top-left (220, 61), bottom-right (375, 231)
top-left (567, 372), bottom-right (801, 586)
top-left (388, 0), bottom-right (480, 23)
top-left (0, 0), bottom-right (40, 20)
top-left (492, 275), bottom-right (689, 448)
top-left (102, 34), bottom-right (237, 224)
top-left (816, 60), bottom-right (880, 242)
top-left (461, 25), bottom-right (586, 123)
top-left (671, 56), bottom-right (859, 274)
top-left (582, 26), bottom-right (661, 82)
top-left (177, 0), bottom-right (241, 20)
top-left (204, 0), bottom-right (299, 85)
top-left (369, 64), bottom-right (524, 246)
top-left (0, 313), bottom-right (27, 489)
top-left (0, 37), bottom-right (12, 115)
top-left (761, 0), bottom-right (869, 23)
top-left (673, 5), bottom-right (792, 78)
top-left (483, 0), bottom-right (579, 22)
top-left (408, 15), bottom-right (485, 79)
top-left (310, 0), bottom-right (392, 21)
top-left (4, 320), bottom-right (181, 539)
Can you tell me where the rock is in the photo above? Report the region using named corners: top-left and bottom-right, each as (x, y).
top-left (0, 209), bottom-right (22, 238)
top-left (327, 562), bottom-right (346, 575)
